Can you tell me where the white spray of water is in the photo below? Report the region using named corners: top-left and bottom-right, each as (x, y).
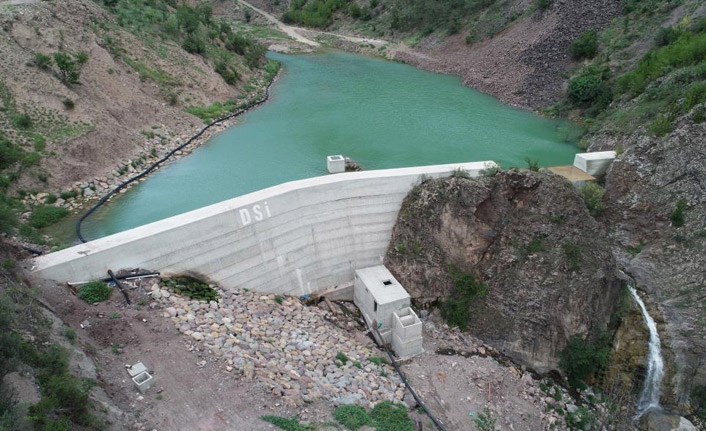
top-left (629, 286), bottom-right (665, 415)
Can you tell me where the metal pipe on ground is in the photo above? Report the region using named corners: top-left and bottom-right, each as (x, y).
top-left (369, 322), bottom-right (447, 431)
top-left (108, 269), bottom-right (131, 305)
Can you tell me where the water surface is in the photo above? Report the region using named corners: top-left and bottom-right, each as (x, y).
top-left (57, 51), bottom-right (579, 242)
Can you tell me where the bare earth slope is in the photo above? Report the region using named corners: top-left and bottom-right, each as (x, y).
top-left (0, 0), bottom-right (250, 190)
top-left (395, 0), bottom-right (622, 109)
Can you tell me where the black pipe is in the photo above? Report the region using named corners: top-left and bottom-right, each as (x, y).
top-left (369, 323), bottom-right (447, 431)
top-left (107, 269), bottom-right (131, 304)
top-left (76, 76), bottom-right (278, 243)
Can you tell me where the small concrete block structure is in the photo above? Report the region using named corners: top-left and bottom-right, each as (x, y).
top-left (132, 371), bottom-right (153, 393)
top-left (392, 308), bottom-right (423, 359)
top-left (327, 155), bottom-right (346, 174)
top-left (353, 265), bottom-right (423, 358)
top-left (573, 151), bottom-right (617, 176)
top-left (127, 362), bottom-right (153, 393)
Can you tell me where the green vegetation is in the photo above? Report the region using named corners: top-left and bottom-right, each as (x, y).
top-left (262, 403), bottom-right (414, 431)
top-left (78, 281), bottom-right (113, 304)
top-left (561, 8), bottom-right (706, 138)
top-left (334, 404), bottom-right (373, 430)
top-left (368, 356), bottom-right (388, 366)
top-left (670, 198), bottom-right (687, 227)
top-left (569, 29), bottom-right (598, 60)
top-left (34, 52), bottom-right (52, 70)
top-left (335, 351), bottom-right (349, 364)
top-left (525, 238), bottom-right (546, 254)
top-left (524, 156), bottom-right (539, 171)
top-left (54, 51), bottom-right (88, 85)
top-left (579, 182), bottom-right (605, 216)
top-left (692, 386), bottom-right (706, 420)
top-left (0, 274), bottom-right (101, 431)
top-left (559, 332), bottom-right (611, 388)
top-left (441, 266), bottom-right (489, 330)
top-left (28, 205), bottom-right (69, 228)
top-left (474, 407), bottom-right (498, 431)
top-left (283, 0), bottom-right (348, 28)
top-left (163, 276), bottom-right (218, 301)
top-left (562, 242), bottom-right (582, 271)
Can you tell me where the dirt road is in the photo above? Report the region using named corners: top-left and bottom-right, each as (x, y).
top-left (238, 0), bottom-right (320, 47)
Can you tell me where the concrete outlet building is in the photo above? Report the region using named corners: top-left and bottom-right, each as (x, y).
top-left (353, 266), bottom-right (423, 359)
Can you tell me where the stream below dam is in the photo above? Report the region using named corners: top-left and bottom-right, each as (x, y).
top-left (50, 50), bottom-right (581, 243)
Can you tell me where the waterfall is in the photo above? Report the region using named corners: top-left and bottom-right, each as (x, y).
top-left (629, 286), bottom-right (665, 415)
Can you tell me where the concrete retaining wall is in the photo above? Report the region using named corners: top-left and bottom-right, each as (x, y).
top-left (28, 161), bottom-right (496, 296)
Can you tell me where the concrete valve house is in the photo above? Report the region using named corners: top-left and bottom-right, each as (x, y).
top-left (353, 266), bottom-right (423, 359)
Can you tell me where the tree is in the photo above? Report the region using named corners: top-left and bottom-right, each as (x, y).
top-left (53, 52), bottom-right (82, 85)
top-left (570, 29), bottom-right (598, 60)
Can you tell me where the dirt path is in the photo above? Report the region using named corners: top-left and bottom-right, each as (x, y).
top-left (238, 0), bottom-right (320, 47)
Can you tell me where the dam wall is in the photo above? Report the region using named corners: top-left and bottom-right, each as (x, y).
top-left (28, 161), bottom-right (496, 296)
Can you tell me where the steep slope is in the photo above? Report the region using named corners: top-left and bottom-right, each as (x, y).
top-left (0, 0), bottom-right (270, 191)
top-left (384, 171), bottom-right (623, 373)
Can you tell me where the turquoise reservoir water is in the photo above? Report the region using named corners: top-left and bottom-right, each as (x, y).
top-left (63, 51), bottom-right (579, 242)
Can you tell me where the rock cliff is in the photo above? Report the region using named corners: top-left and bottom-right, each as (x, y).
top-left (384, 170), bottom-right (623, 373)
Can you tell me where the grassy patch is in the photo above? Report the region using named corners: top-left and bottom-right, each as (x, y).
top-left (334, 404), bottom-right (373, 430)
top-left (562, 242), bottom-right (582, 271)
top-left (78, 281), bottom-right (113, 304)
top-left (28, 205), bottom-right (69, 229)
top-left (163, 276), bottom-right (218, 301)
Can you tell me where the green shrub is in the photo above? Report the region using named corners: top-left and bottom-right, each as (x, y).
top-left (77, 281), bottom-right (112, 304)
top-left (670, 198), bottom-right (687, 227)
top-left (334, 404), bottom-right (373, 430)
top-left (524, 156), bottom-right (539, 171)
top-left (685, 82), bottom-right (706, 110)
top-left (525, 238), bottom-right (546, 254)
top-left (536, 0), bottom-right (552, 11)
top-left (655, 26), bottom-right (683, 47)
top-left (163, 276), bottom-right (218, 301)
top-left (441, 267), bottom-right (489, 330)
top-left (649, 115), bottom-right (672, 137)
top-left (0, 200), bottom-right (17, 235)
top-left (34, 52), bottom-right (53, 70)
top-left (54, 52), bottom-right (83, 85)
top-left (368, 356), bottom-right (388, 366)
top-left (475, 407), bottom-right (497, 431)
top-left (44, 194), bottom-right (57, 204)
top-left (693, 106), bottom-right (706, 123)
top-left (692, 386), bottom-right (706, 419)
top-left (580, 182), bottom-right (605, 216)
top-left (335, 351), bottom-right (349, 364)
top-left (369, 401), bottom-right (415, 431)
top-left (182, 34), bottom-right (206, 54)
top-left (570, 29), bottom-right (598, 60)
top-left (568, 74), bottom-right (607, 104)
top-left (12, 113), bottom-right (32, 129)
top-left (62, 97), bottom-right (75, 109)
top-left (562, 242), bottom-right (582, 271)
top-left (215, 61), bottom-right (239, 85)
top-left (28, 205), bottom-right (68, 228)
top-left (559, 332), bottom-right (611, 388)
top-left (60, 190), bottom-right (77, 200)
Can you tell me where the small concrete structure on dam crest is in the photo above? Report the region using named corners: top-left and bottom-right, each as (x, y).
top-left (27, 161), bottom-right (498, 298)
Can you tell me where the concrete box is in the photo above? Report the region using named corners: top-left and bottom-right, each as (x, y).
top-left (392, 308), bottom-right (423, 359)
top-left (573, 151), bottom-right (617, 176)
top-left (354, 266), bottom-right (410, 345)
top-left (132, 371), bottom-right (153, 393)
top-left (327, 155), bottom-right (346, 174)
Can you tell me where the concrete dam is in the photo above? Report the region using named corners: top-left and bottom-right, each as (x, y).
top-left (28, 161), bottom-right (497, 296)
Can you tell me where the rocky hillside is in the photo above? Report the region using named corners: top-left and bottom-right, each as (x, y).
top-left (384, 170), bottom-right (623, 374)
